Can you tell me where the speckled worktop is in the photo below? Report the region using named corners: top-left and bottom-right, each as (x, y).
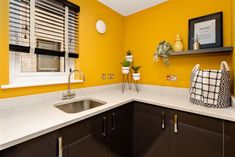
top-left (0, 84), bottom-right (235, 151)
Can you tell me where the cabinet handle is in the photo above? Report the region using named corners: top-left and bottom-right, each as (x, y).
top-left (161, 112), bottom-right (165, 129)
top-left (112, 113), bottom-right (116, 131)
top-left (58, 136), bottom-right (63, 157)
top-left (102, 117), bottom-right (107, 137)
top-left (174, 115), bottom-right (178, 134)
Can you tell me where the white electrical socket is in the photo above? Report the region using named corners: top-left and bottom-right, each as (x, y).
top-left (107, 74), bottom-right (114, 79)
top-left (167, 75), bottom-right (178, 81)
top-left (102, 74), bottom-right (106, 80)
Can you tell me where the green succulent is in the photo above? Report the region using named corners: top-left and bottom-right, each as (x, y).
top-left (126, 49), bottom-right (132, 56)
top-left (131, 65), bottom-right (142, 73)
top-left (121, 59), bottom-right (131, 67)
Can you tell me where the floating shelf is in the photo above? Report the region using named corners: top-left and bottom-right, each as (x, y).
top-left (170, 47), bottom-right (233, 56)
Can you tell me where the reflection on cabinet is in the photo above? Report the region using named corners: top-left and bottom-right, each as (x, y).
top-left (133, 102), bottom-right (170, 157)
top-left (61, 103), bottom-right (133, 157)
top-left (133, 102), bottom-right (224, 157)
top-left (60, 113), bottom-right (109, 157)
top-left (0, 131), bottom-right (59, 157)
top-left (109, 104), bottom-right (133, 157)
top-left (170, 110), bottom-right (223, 157)
top-left (224, 121), bottom-right (235, 157)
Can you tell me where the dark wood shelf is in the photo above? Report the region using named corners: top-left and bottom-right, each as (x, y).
top-left (170, 47), bottom-right (233, 56)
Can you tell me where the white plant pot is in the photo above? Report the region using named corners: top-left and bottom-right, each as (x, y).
top-left (125, 55), bottom-right (133, 62)
top-left (122, 67), bottom-right (130, 74)
top-left (132, 73), bottom-right (140, 81)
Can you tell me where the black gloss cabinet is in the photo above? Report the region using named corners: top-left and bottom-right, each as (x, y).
top-left (0, 130), bottom-right (59, 157)
top-left (170, 110), bottom-right (223, 157)
top-left (61, 103), bottom-right (133, 157)
top-left (224, 121), bottom-right (235, 157)
top-left (133, 102), bottom-right (224, 157)
top-left (133, 102), bottom-right (170, 157)
top-left (0, 101), bottom-right (234, 157)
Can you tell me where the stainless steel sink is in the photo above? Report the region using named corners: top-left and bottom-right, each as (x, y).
top-left (54, 99), bottom-right (107, 114)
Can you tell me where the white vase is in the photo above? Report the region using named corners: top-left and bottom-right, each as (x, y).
top-left (122, 67), bottom-right (130, 74)
top-left (132, 73), bottom-right (140, 80)
top-left (125, 55), bottom-right (133, 62)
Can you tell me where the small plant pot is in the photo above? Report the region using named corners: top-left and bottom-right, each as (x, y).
top-left (132, 73), bottom-right (140, 81)
top-left (122, 67), bottom-right (130, 74)
top-left (126, 55), bottom-right (133, 62)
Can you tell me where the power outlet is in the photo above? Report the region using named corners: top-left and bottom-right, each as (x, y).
top-left (101, 74), bottom-right (106, 80)
top-left (167, 75), bottom-right (178, 81)
top-left (107, 74), bottom-right (114, 79)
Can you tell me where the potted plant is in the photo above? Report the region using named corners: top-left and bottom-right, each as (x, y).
top-left (132, 65), bottom-right (142, 80)
top-left (121, 59), bottom-right (131, 74)
top-left (153, 41), bottom-right (174, 66)
top-left (125, 50), bottom-right (133, 62)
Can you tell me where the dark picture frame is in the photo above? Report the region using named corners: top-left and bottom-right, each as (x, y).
top-left (188, 12), bottom-right (223, 50)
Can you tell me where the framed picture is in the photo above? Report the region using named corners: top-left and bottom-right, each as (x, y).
top-left (188, 12), bottom-right (223, 50)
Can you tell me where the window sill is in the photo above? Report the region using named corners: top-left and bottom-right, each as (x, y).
top-left (1, 80), bottom-right (83, 89)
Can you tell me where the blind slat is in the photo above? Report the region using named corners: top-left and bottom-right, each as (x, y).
top-left (36, 23), bottom-right (64, 32)
top-left (9, 0), bottom-right (30, 47)
top-left (36, 35), bottom-right (64, 44)
top-left (35, 16), bottom-right (65, 27)
top-left (10, 0), bottom-right (79, 58)
top-left (35, 25), bottom-right (64, 35)
top-left (36, 29), bottom-right (65, 39)
top-left (35, 10), bottom-right (64, 21)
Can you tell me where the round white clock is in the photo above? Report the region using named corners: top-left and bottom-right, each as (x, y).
top-left (96, 20), bottom-right (106, 34)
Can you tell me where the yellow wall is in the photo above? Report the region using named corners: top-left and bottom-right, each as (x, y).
top-left (0, 0), bottom-right (233, 98)
top-left (233, 0), bottom-right (235, 93)
top-left (0, 0), bottom-right (125, 98)
top-left (125, 0), bottom-right (232, 88)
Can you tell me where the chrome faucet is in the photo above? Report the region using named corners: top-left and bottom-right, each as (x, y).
top-left (63, 69), bottom-right (85, 100)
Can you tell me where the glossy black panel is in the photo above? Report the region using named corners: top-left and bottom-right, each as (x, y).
top-left (170, 110), bottom-right (223, 157)
top-left (109, 103), bottom-right (133, 157)
top-left (133, 102), bottom-right (170, 157)
top-left (224, 121), bottom-right (235, 157)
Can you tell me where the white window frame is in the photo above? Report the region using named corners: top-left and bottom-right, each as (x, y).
top-left (3, 0), bottom-right (80, 89)
top-left (9, 52), bottom-right (75, 86)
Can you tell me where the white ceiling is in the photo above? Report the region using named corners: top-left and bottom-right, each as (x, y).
top-left (98, 0), bottom-right (168, 16)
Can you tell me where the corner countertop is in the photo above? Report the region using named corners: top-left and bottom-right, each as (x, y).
top-left (0, 84), bottom-right (235, 151)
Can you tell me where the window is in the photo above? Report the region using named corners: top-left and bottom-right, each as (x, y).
top-left (8, 0), bottom-right (80, 87)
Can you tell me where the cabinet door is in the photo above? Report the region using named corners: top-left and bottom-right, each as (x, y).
top-left (62, 113), bottom-right (109, 157)
top-left (0, 131), bottom-right (59, 157)
top-left (224, 121), bottom-right (235, 157)
top-left (170, 110), bottom-right (223, 157)
top-left (109, 103), bottom-right (133, 157)
top-left (133, 102), bottom-right (170, 157)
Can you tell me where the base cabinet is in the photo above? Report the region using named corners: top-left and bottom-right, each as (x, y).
top-left (133, 102), bottom-right (170, 157)
top-left (60, 113), bottom-right (109, 157)
top-left (224, 121), bottom-right (235, 157)
top-left (0, 131), bottom-right (59, 157)
top-left (170, 110), bottom-right (223, 157)
top-left (109, 104), bottom-right (133, 157)
top-left (0, 101), bottom-right (234, 157)
top-left (61, 103), bottom-right (133, 157)
top-left (133, 102), bottom-right (224, 157)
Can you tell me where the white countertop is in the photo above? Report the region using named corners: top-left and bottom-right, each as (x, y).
top-left (0, 84), bottom-right (235, 151)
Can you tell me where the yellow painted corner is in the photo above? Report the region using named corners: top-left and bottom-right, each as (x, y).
top-left (124, 0), bottom-right (233, 88)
